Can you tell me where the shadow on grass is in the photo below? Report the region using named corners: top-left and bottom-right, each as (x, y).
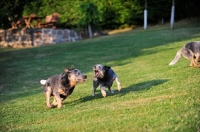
top-left (69, 79), bottom-right (169, 104)
top-left (0, 88), bottom-right (42, 103)
top-left (120, 79), bottom-right (169, 93)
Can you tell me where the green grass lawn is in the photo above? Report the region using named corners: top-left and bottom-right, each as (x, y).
top-left (0, 19), bottom-right (200, 132)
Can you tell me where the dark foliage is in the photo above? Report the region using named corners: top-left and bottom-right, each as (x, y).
top-left (0, 0), bottom-right (199, 29)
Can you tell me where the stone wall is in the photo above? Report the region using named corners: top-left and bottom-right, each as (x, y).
top-left (0, 28), bottom-right (82, 48)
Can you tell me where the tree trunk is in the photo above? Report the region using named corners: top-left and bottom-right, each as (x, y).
top-left (88, 24), bottom-right (93, 38)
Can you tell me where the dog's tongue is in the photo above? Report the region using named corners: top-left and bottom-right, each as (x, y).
top-left (94, 70), bottom-right (99, 77)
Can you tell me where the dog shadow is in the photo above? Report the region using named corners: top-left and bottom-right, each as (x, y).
top-left (69, 79), bottom-right (169, 104)
top-left (118, 79), bottom-right (169, 96)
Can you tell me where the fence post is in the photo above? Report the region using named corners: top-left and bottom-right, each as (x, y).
top-left (170, 0), bottom-right (175, 30)
top-left (144, 0), bottom-right (147, 30)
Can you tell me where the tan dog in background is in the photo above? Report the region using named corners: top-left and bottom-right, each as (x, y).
top-left (169, 41), bottom-right (200, 68)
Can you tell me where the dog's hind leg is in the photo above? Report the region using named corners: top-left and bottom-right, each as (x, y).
top-left (44, 87), bottom-right (52, 108)
top-left (169, 49), bottom-right (182, 65)
top-left (115, 77), bottom-right (122, 91)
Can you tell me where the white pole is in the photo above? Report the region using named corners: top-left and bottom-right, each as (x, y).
top-left (170, 0), bottom-right (175, 30)
top-left (144, 10), bottom-right (147, 30)
top-left (144, 0), bottom-right (147, 30)
top-left (88, 24), bottom-right (93, 38)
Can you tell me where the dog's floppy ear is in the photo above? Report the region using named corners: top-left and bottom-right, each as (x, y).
top-left (64, 68), bottom-right (70, 73)
top-left (104, 66), bottom-right (111, 70)
top-left (71, 65), bottom-right (75, 69)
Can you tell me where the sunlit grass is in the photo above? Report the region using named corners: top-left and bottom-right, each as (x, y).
top-left (0, 19), bottom-right (200, 131)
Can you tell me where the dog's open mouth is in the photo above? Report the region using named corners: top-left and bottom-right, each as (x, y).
top-left (94, 70), bottom-right (99, 77)
top-left (83, 76), bottom-right (87, 81)
top-left (81, 75), bottom-right (87, 81)
top-left (77, 78), bottom-right (87, 82)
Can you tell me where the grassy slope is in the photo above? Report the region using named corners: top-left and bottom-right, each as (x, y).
top-left (0, 19), bottom-right (200, 131)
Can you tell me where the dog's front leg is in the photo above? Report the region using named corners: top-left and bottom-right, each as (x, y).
top-left (92, 79), bottom-right (99, 96)
top-left (189, 53), bottom-right (200, 68)
top-left (100, 86), bottom-right (107, 97)
top-left (190, 60), bottom-right (200, 68)
top-left (53, 92), bottom-right (62, 108)
top-left (115, 77), bottom-right (122, 91)
top-left (192, 63), bottom-right (200, 68)
top-left (108, 87), bottom-right (114, 94)
top-left (195, 56), bottom-right (200, 66)
top-left (51, 96), bottom-right (58, 107)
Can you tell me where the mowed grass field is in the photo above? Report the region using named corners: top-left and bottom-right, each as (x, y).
top-left (0, 19), bottom-right (200, 131)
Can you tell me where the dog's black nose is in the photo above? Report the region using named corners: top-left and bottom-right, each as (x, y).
top-left (84, 75), bottom-right (87, 79)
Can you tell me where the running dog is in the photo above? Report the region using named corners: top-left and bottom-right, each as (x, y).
top-left (169, 41), bottom-right (200, 68)
top-left (40, 65), bottom-right (87, 108)
top-left (92, 64), bottom-right (122, 97)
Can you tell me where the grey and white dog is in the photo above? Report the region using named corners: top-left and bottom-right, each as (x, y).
top-left (92, 64), bottom-right (122, 97)
top-left (169, 41), bottom-right (200, 68)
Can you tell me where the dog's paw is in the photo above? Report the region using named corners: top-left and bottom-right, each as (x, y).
top-left (40, 80), bottom-right (47, 85)
top-left (101, 88), bottom-right (106, 97)
top-left (57, 103), bottom-right (62, 108)
top-left (110, 90), bottom-right (114, 94)
top-left (169, 61), bottom-right (175, 66)
top-left (47, 104), bottom-right (52, 108)
top-left (92, 92), bottom-right (95, 96)
top-left (51, 102), bottom-right (58, 107)
top-left (118, 85), bottom-right (122, 91)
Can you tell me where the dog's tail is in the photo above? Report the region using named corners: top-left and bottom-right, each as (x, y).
top-left (169, 49), bottom-right (182, 65)
top-left (40, 80), bottom-right (47, 85)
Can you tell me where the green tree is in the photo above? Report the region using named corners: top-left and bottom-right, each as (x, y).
top-left (93, 0), bottom-right (143, 29)
top-left (78, 2), bottom-right (100, 38)
top-left (0, 0), bottom-right (33, 29)
top-left (1, 0), bottom-right (200, 29)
